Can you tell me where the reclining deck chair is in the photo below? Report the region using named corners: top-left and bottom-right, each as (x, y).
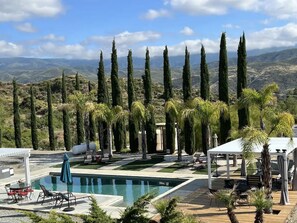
top-left (37, 184), bottom-right (57, 204)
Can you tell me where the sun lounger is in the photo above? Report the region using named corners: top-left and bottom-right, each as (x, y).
top-left (37, 184), bottom-right (57, 204)
top-left (55, 192), bottom-right (91, 208)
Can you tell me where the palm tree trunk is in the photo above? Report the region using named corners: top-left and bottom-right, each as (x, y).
top-left (84, 113), bottom-right (90, 151)
top-left (227, 208), bottom-right (239, 223)
top-left (108, 125), bottom-right (113, 160)
top-left (141, 121), bottom-right (147, 160)
top-left (254, 210), bottom-right (264, 223)
top-left (98, 121), bottom-right (104, 157)
top-left (177, 127), bottom-right (182, 162)
top-left (261, 143), bottom-right (272, 213)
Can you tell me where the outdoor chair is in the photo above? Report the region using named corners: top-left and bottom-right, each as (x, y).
top-left (24, 186), bottom-right (34, 199)
top-left (247, 175), bottom-right (263, 189)
top-left (37, 184), bottom-right (57, 204)
top-left (224, 179), bottom-right (235, 189)
top-left (4, 184), bottom-right (16, 201)
top-left (55, 192), bottom-right (91, 208)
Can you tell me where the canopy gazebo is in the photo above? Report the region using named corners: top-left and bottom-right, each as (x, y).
top-left (207, 137), bottom-right (297, 204)
top-left (0, 148), bottom-right (31, 185)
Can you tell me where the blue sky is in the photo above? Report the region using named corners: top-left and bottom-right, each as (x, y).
top-left (1, 0), bottom-right (297, 59)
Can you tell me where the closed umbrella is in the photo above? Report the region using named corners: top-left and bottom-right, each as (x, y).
top-left (277, 155), bottom-right (289, 205)
top-left (60, 153), bottom-right (74, 211)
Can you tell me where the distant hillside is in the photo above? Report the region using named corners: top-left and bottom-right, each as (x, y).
top-left (0, 48), bottom-right (297, 91)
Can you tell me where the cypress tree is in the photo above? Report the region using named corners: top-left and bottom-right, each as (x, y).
top-left (143, 48), bottom-right (156, 153)
top-left (97, 51), bottom-right (109, 153)
top-left (47, 82), bottom-right (55, 150)
top-left (13, 79), bottom-right (22, 148)
top-left (163, 46), bottom-right (175, 154)
top-left (30, 85), bottom-right (38, 150)
top-left (218, 33), bottom-right (232, 144)
top-left (62, 72), bottom-right (71, 151)
top-left (111, 39), bottom-right (125, 152)
top-left (200, 45), bottom-right (210, 154)
top-left (237, 33), bottom-right (249, 129)
top-left (127, 50), bottom-right (139, 152)
top-left (182, 47), bottom-right (194, 155)
top-left (75, 73), bottom-right (84, 144)
top-left (88, 81), bottom-right (96, 142)
top-left (0, 128), bottom-right (2, 148)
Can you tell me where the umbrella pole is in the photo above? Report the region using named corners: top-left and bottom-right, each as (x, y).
top-left (63, 184), bottom-right (75, 212)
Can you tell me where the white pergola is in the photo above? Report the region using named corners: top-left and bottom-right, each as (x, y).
top-left (207, 137), bottom-right (297, 189)
top-left (0, 148), bottom-right (31, 185)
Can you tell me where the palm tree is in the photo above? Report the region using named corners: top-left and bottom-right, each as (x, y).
top-left (214, 189), bottom-right (239, 223)
top-left (92, 103), bottom-right (128, 160)
top-left (165, 99), bottom-right (184, 161)
top-left (68, 91), bottom-right (94, 151)
top-left (242, 112), bottom-right (294, 196)
top-left (183, 97), bottom-right (228, 155)
top-left (131, 101), bottom-right (155, 160)
top-left (240, 83), bottom-right (295, 212)
top-left (250, 188), bottom-right (273, 223)
top-left (240, 83), bottom-right (279, 131)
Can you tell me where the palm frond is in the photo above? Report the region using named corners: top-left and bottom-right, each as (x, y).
top-left (241, 88), bottom-right (261, 107)
top-left (131, 101), bottom-right (146, 123)
top-left (241, 126), bottom-right (268, 159)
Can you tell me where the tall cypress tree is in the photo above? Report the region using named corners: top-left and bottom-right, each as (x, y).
top-left (13, 79), bottom-right (22, 148)
top-left (111, 39), bottom-right (125, 152)
top-left (47, 82), bottom-right (55, 150)
top-left (88, 81), bottom-right (96, 142)
top-left (75, 73), bottom-right (84, 144)
top-left (218, 33), bottom-right (231, 144)
top-left (62, 72), bottom-right (71, 151)
top-left (237, 33), bottom-right (249, 129)
top-left (30, 85), bottom-right (38, 150)
top-left (143, 48), bottom-right (156, 153)
top-left (97, 51), bottom-right (109, 153)
top-left (182, 47), bottom-right (194, 155)
top-left (163, 46), bottom-right (175, 154)
top-left (200, 45), bottom-right (210, 154)
top-left (127, 50), bottom-right (139, 152)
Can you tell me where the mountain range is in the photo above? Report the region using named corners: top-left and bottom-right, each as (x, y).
top-left (0, 47), bottom-right (297, 92)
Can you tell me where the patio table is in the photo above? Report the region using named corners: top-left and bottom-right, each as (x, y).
top-left (9, 183), bottom-right (30, 202)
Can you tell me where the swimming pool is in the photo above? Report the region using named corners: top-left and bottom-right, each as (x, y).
top-left (31, 175), bottom-right (185, 206)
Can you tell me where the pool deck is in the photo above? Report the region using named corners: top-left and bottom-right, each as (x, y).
top-left (0, 152), bottom-right (296, 222)
top-left (0, 156), bottom-right (208, 219)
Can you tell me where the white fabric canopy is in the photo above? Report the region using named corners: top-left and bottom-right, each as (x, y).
top-left (208, 137), bottom-right (297, 156)
top-left (0, 148), bottom-right (31, 185)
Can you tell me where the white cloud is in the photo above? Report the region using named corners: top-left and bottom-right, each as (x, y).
top-left (85, 31), bottom-right (161, 46)
top-left (222, 24), bottom-right (240, 29)
top-left (164, 0), bottom-right (297, 19)
top-left (42, 34), bottom-right (65, 42)
top-left (33, 42), bottom-right (97, 59)
top-left (15, 22), bottom-right (36, 33)
top-left (143, 9), bottom-right (170, 20)
top-left (0, 0), bottom-right (63, 22)
top-left (4, 23), bottom-right (297, 59)
top-left (0, 40), bottom-right (23, 57)
top-left (180, 26), bottom-right (194, 35)
top-left (247, 23), bottom-right (297, 49)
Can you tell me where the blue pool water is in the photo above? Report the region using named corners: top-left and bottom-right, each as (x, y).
top-left (31, 175), bottom-right (185, 206)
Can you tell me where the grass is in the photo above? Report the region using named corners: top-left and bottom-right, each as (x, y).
top-left (115, 158), bottom-right (164, 171)
top-left (51, 157), bottom-right (124, 169)
top-left (158, 163), bottom-right (189, 173)
top-left (193, 164), bottom-right (217, 175)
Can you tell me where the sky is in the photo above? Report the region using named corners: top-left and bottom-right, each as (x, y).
top-left (1, 0), bottom-right (297, 59)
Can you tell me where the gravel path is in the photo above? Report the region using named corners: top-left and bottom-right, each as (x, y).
top-left (0, 208), bottom-right (83, 223)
